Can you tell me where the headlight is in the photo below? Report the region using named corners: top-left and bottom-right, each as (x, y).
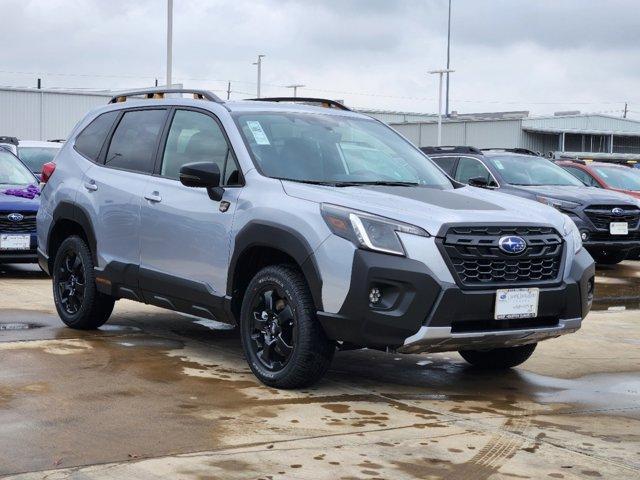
top-left (562, 214), bottom-right (582, 254)
top-left (536, 196), bottom-right (581, 211)
top-left (321, 204), bottom-right (429, 256)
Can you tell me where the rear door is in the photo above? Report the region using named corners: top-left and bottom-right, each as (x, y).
top-left (81, 108), bottom-right (168, 286)
top-left (139, 108), bottom-right (243, 317)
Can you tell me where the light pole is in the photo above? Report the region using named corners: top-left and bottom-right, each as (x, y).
top-left (445, 0), bottom-right (452, 117)
top-left (429, 69), bottom-right (454, 146)
top-left (166, 0), bottom-right (173, 86)
top-left (285, 84), bottom-right (305, 98)
top-left (253, 55), bottom-right (266, 98)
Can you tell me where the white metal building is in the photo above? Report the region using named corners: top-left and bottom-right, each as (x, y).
top-left (0, 87), bottom-right (112, 141)
top-left (385, 111), bottom-right (640, 161)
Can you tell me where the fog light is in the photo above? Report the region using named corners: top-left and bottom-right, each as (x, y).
top-left (369, 287), bottom-right (382, 304)
top-left (581, 231), bottom-right (588, 241)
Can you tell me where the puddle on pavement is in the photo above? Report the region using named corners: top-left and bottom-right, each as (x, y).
top-left (0, 322), bottom-right (42, 331)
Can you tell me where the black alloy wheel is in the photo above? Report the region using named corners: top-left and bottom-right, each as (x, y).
top-left (57, 250), bottom-right (86, 315)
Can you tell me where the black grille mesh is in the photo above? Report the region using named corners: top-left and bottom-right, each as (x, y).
top-left (585, 205), bottom-right (640, 230)
top-left (442, 225), bottom-right (564, 287)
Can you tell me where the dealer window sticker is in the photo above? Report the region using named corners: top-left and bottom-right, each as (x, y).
top-left (246, 121), bottom-right (271, 145)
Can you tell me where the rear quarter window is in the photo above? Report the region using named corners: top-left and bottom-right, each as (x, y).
top-left (74, 111), bottom-right (119, 162)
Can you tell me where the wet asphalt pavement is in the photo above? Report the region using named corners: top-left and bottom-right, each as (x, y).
top-left (0, 262), bottom-right (639, 479)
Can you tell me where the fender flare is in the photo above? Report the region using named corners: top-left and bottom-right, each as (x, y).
top-left (49, 201), bottom-right (98, 261)
top-left (227, 221), bottom-right (324, 310)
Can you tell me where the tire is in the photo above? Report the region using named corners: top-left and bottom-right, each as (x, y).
top-left (459, 343), bottom-right (537, 369)
top-left (52, 235), bottom-right (115, 329)
top-left (240, 265), bottom-right (335, 389)
top-left (591, 250), bottom-right (628, 265)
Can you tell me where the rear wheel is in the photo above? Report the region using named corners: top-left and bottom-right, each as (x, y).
top-left (459, 343), bottom-right (537, 369)
top-left (52, 236), bottom-right (115, 329)
top-left (240, 265), bottom-right (334, 389)
top-left (591, 250), bottom-right (628, 265)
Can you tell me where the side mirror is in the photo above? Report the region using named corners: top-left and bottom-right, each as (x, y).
top-left (179, 162), bottom-right (224, 201)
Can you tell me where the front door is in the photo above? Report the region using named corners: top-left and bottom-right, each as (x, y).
top-left (139, 108), bottom-right (243, 319)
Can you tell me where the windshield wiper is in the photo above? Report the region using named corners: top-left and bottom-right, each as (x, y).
top-left (279, 178), bottom-right (340, 186)
top-left (334, 181), bottom-right (420, 187)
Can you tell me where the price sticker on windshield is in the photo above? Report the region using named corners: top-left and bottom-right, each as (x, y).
top-left (246, 121), bottom-right (271, 145)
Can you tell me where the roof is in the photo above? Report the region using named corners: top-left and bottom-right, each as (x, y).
top-left (522, 114), bottom-right (640, 136)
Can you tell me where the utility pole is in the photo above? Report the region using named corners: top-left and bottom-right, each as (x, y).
top-left (429, 69), bottom-right (455, 146)
top-left (253, 55), bottom-right (265, 98)
top-left (445, 0), bottom-right (452, 117)
top-left (623, 102), bottom-right (628, 118)
top-left (285, 84), bottom-right (305, 98)
top-left (227, 81), bottom-right (231, 100)
top-left (166, 0), bottom-right (173, 86)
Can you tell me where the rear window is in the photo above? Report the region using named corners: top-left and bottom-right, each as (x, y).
top-left (74, 111), bottom-right (119, 161)
top-left (18, 147), bottom-right (60, 173)
top-left (105, 109), bottom-right (166, 174)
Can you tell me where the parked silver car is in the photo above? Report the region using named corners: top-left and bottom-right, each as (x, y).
top-left (36, 89), bottom-right (594, 388)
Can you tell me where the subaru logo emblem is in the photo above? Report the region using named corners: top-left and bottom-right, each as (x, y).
top-left (611, 207), bottom-right (625, 216)
top-left (498, 236), bottom-right (527, 255)
top-left (7, 213), bottom-right (23, 222)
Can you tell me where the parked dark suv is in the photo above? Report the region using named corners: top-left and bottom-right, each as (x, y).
top-left (425, 146), bottom-right (640, 265)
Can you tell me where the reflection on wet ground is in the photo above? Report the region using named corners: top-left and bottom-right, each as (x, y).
top-left (593, 260), bottom-right (640, 310)
top-left (0, 262), bottom-right (639, 479)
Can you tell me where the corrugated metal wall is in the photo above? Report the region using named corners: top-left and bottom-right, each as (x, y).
top-left (522, 115), bottom-right (640, 135)
top-left (0, 88), bottom-right (110, 140)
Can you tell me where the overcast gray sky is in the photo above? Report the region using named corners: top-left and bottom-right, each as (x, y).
top-left (2, 0), bottom-right (640, 117)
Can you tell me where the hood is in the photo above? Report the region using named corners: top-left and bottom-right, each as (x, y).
top-left (0, 189), bottom-right (40, 212)
top-left (610, 188), bottom-right (640, 200)
top-left (509, 185), bottom-right (640, 206)
top-left (282, 182), bottom-right (566, 236)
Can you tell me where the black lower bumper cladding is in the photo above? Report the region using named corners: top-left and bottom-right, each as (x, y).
top-left (317, 248), bottom-right (595, 350)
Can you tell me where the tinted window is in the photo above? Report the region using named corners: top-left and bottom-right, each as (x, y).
top-left (74, 111), bottom-right (119, 161)
top-left (563, 166), bottom-right (600, 187)
top-left (432, 156), bottom-right (457, 175)
top-left (161, 110), bottom-right (241, 184)
top-left (456, 157), bottom-right (495, 185)
top-left (18, 147), bottom-right (60, 173)
top-left (593, 166), bottom-right (640, 191)
top-left (105, 109), bottom-right (166, 173)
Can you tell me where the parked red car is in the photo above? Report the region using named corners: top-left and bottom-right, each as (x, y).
top-left (558, 160), bottom-right (640, 199)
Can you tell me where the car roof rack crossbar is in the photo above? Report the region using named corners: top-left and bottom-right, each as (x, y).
top-left (481, 147), bottom-right (540, 156)
top-left (108, 88), bottom-right (223, 104)
top-left (420, 146), bottom-right (482, 155)
top-left (248, 97), bottom-right (352, 111)
top-left (0, 136), bottom-right (19, 146)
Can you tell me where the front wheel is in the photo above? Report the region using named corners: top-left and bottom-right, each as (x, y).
top-left (240, 265), bottom-right (335, 389)
top-left (459, 343), bottom-right (537, 369)
top-left (52, 236), bottom-right (115, 329)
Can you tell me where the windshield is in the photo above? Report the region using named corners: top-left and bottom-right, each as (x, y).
top-left (0, 150), bottom-right (36, 185)
top-left (594, 166), bottom-right (640, 191)
top-left (487, 155), bottom-right (584, 186)
top-left (18, 146), bottom-right (60, 173)
top-left (233, 112), bottom-right (452, 188)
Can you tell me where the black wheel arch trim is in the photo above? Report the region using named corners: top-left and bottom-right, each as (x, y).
top-left (49, 202), bottom-right (98, 264)
top-left (227, 221), bottom-right (324, 311)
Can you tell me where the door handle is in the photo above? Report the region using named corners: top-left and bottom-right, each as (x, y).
top-left (144, 192), bottom-right (162, 203)
top-left (84, 180), bottom-right (98, 192)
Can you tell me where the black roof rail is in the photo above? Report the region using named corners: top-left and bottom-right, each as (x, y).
top-left (481, 147), bottom-right (540, 156)
top-left (108, 88), bottom-right (223, 104)
top-left (47, 139), bottom-right (66, 143)
top-left (420, 146), bottom-right (482, 155)
top-left (0, 136), bottom-right (19, 146)
top-left (247, 97), bottom-right (352, 111)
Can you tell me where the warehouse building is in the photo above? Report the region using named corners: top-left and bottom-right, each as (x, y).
top-left (376, 110), bottom-right (640, 162)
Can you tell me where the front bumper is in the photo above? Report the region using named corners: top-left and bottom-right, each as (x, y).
top-left (571, 215), bottom-right (640, 251)
top-left (317, 247), bottom-right (595, 353)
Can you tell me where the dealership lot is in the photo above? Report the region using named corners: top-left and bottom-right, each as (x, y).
top-left (0, 263), bottom-right (638, 479)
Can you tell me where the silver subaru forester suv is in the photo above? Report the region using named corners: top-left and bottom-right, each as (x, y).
top-left (37, 88), bottom-right (595, 388)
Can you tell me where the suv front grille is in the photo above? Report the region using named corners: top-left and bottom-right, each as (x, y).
top-left (0, 212), bottom-right (37, 233)
top-left (584, 205), bottom-right (640, 230)
top-left (441, 226), bottom-right (564, 288)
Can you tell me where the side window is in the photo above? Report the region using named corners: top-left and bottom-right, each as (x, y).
top-left (105, 109), bottom-right (166, 174)
top-left (432, 156), bottom-right (457, 175)
top-left (74, 111), bottom-right (119, 161)
top-left (455, 157), bottom-right (494, 185)
top-left (161, 110), bottom-right (241, 185)
top-left (564, 167), bottom-right (600, 187)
